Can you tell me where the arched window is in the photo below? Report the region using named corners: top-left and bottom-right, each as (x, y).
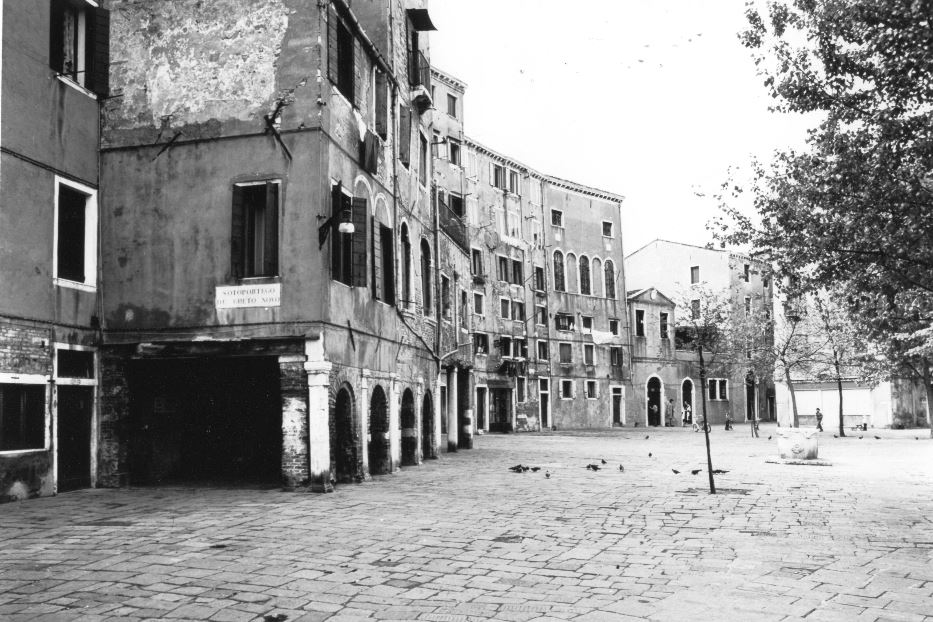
top-left (604, 260), bottom-right (616, 299)
top-left (566, 253), bottom-right (578, 293)
top-left (592, 258), bottom-right (602, 297)
top-left (421, 239), bottom-right (432, 315)
top-left (401, 224), bottom-right (411, 307)
top-left (553, 251), bottom-right (565, 292)
top-left (579, 255), bottom-right (591, 295)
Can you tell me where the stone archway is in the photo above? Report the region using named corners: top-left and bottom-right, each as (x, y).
top-left (681, 378), bottom-right (694, 424)
top-left (368, 385), bottom-right (391, 476)
top-left (332, 386), bottom-right (361, 484)
top-left (646, 377), bottom-right (662, 426)
top-left (422, 391), bottom-right (435, 460)
top-left (401, 389), bottom-right (417, 466)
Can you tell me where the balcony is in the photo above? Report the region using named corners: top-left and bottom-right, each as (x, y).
top-left (439, 199), bottom-right (468, 251)
top-left (409, 50), bottom-right (432, 113)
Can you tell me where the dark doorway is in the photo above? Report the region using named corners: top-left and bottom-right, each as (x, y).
top-left (745, 372), bottom-right (756, 421)
top-left (334, 388), bottom-right (361, 482)
top-left (457, 370), bottom-right (472, 449)
top-left (682, 379), bottom-right (694, 424)
top-left (57, 386), bottom-right (93, 492)
top-left (476, 387), bottom-right (487, 430)
top-left (422, 392), bottom-right (435, 460)
top-left (612, 387), bottom-right (623, 426)
top-left (401, 389), bottom-right (417, 466)
top-left (647, 377), bottom-right (662, 426)
top-left (368, 386), bottom-right (389, 476)
top-left (489, 388), bottom-right (512, 432)
top-left (539, 379), bottom-right (549, 429)
top-left (129, 357), bottom-right (282, 485)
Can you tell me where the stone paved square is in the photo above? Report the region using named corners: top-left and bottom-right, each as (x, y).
top-left (1, 426), bottom-right (931, 622)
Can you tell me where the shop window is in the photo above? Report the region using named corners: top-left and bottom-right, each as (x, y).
top-left (57, 349), bottom-right (94, 379)
top-left (0, 384), bottom-right (45, 451)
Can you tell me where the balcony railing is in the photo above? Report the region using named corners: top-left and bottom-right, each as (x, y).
top-left (409, 50), bottom-right (431, 88)
top-left (439, 199), bottom-right (468, 251)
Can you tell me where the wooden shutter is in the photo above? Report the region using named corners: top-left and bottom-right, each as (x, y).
top-left (375, 71), bottom-right (388, 139)
top-left (398, 105), bottom-right (411, 166)
top-left (330, 183), bottom-right (342, 280)
top-left (327, 5), bottom-right (339, 86)
top-left (231, 186), bottom-right (245, 280)
top-left (353, 38), bottom-right (364, 108)
top-left (381, 226), bottom-right (395, 304)
top-left (350, 198), bottom-right (368, 287)
top-left (371, 216), bottom-right (382, 299)
top-left (49, 0), bottom-right (65, 72)
top-left (87, 7), bottom-right (110, 97)
top-left (263, 183), bottom-right (279, 277)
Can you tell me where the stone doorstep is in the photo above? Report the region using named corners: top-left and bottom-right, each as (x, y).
top-left (765, 459), bottom-right (834, 466)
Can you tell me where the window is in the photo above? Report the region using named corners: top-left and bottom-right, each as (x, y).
top-left (49, 0), bottom-right (110, 96)
top-left (559, 342), bottom-right (573, 363)
top-left (375, 224), bottom-right (396, 304)
top-left (473, 333), bottom-right (489, 355)
top-left (579, 255), bottom-right (591, 295)
top-left (745, 296), bottom-right (752, 317)
top-left (0, 384), bottom-right (46, 451)
top-left (500, 298), bottom-right (511, 319)
top-left (551, 210), bottom-right (564, 227)
top-left (498, 255), bottom-right (509, 282)
top-left (602, 221), bottom-right (613, 237)
top-left (560, 380), bottom-right (573, 399)
top-left (581, 316), bottom-right (593, 334)
top-left (604, 261), bottom-right (616, 299)
top-left (743, 264), bottom-right (750, 282)
top-left (399, 105), bottom-right (412, 167)
top-left (421, 239), bottom-right (432, 316)
top-left (419, 133), bottom-right (429, 186)
top-left (584, 344), bottom-right (594, 366)
top-left (660, 313), bottom-right (669, 339)
top-left (635, 310), bottom-right (645, 337)
top-left (610, 346), bottom-right (623, 367)
top-left (401, 224), bottom-right (412, 305)
top-left (536, 305), bottom-right (547, 326)
top-left (467, 250), bottom-right (482, 281)
top-left (517, 377), bottom-right (526, 403)
top-left (505, 210), bottom-right (521, 239)
top-left (763, 275), bottom-right (770, 289)
top-left (609, 319), bottom-right (619, 336)
top-left (509, 170), bottom-right (520, 194)
top-left (537, 340), bottom-right (549, 360)
top-left (54, 178), bottom-right (97, 288)
top-left (57, 349), bottom-right (94, 379)
top-left (553, 251), bottom-right (566, 292)
top-left (446, 193), bottom-right (464, 218)
top-left (708, 378), bottom-right (728, 400)
top-left (449, 139), bottom-right (461, 166)
top-left (511, 259), bottom-right (523, 286)
top-left (233, 181), bottom-right (280, 280)
top-left (447, 93), bottom-right (458, 118)
top-left (512, 301), bottom-right (525, 322)
top-left (591, 258), bottom-right (603, 297)
top-left (691, 266), bottom-right (700, 284)
top-left (327, 5), bottom-right (357, 104)
top-left (499, 336), bottom-right (512, 357)
top-left (460, 290), bottom-right (468, 327)
top-left (691, 299), bottom-right (700, 320)
top-left (492, 164), bottom-right (506, 189)
top-left (441, 275), bottom-right (451, 319)
top-left (585, 380), bottom-right (597, 399)
top-left (375, 70), bottom-right (388, 139)
top-left (534, 266), bottom-right (545, 291)
top-left (473, 292), bottom-right (484, 316)
top-left (555, 313), bottom-right (574, 332)
top-left (512, 339), bottom-right (528, 359)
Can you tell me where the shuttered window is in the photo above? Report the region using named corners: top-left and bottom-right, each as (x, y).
top-left (331, 184), bottom-right (352, 286)
top-left (399, 105), bottom-right (412, 167)
top-left (420, 239), bottom-right (432, 315)
top-left (231, 182), bottom-right (279, 279)
top-left (49, 0), bottom-right (110, 97)
top-left (375, 70), bottom-right (388, 139)
top-left (327, 5), bottom-right (356, 104)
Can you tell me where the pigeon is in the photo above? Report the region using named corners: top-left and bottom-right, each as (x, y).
top-left (672, 469), bottom-right (680, 474)
top-left (645, 435), bottom-right (650, 439)
top-left (263, 615), bottom-right (288, 622)
top-left (648, 452), bottom-right (652, 458)
top-left (618, 465), bottom-right (624, 472)
top-left (833, 434), bottom-right (838, 438)
top-left (601, 459), bottom-right (607, 465)
top-left (530, 467), bottom-right (541, 472)
top-left (690, 469), bottom-right (701, 475)
top-left (711, 469), bottom-right (729, 474)
top-left (874, 436), bottom-right (881, 440)
top-left (545, 471), bottom-right (551, 479)
top-left (509, 464), bottom-right (524, 472)
top-left (521, 466), bottom-right (530, 472)
top-left (858, 436), bottom-right (863, 439)
top-left (916, 437), bottom-right (920, 440)
top-left (767, 435), bottom-right (772, 440)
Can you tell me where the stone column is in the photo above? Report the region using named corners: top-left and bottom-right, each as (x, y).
top-left (415, 377), bottom-right (424, 463)
top-left (433, 372), bottom-right (443, 459)
top-left (360, 370), bottom-right (371, 478)
top-left (304, 338), bottom-right (333, 493)
top-left (447, 367), bottom-right (458, 452)
top-left (389, 373), bottom-right (400, 472)
top-left (279, 354), bottom-right (309, 489)
top-left (460, 368), bottom-right (474, 449)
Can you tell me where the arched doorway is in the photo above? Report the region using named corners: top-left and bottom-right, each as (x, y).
top-left (422, 392), bottom-right (435, 460)
top-left (400, 389), bottom-right (417, 466)
top-left (745, 371), bottom-right (757, 422)
top-left (333, 387), bottom-right (359, 484)
top-left (681, 378), bottom-right (694, 424)
top-left (368, 385), bottom-right (390, 475)
top-left (646, 377), bottom-right (662, 426)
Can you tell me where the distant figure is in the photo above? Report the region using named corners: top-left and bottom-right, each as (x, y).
top-left (682, 402), bottom-right (692, 427)
top-left (815, 408), bottom-right (824, 432)
top-left (724, 415), bottom-right (734, 431)
top-left (649, 403), bottom-right (659, 426)
top-left (664, 399), bottom-right (675, 427)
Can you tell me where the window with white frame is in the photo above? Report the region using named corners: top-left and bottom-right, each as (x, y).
top-left (635, 309), bottom-right (645, 337)
top-left (584, 344), bottom-right (594, 366)
top-left (512, 339), bottom-right (528, 359)
top-left (54, 177), bottom-right (98, 290)
top-left (581, 316), bottom-right (593, 334)
top-left (707, 378), bottom-right (728, 400)
top-left (537, 340), bottom-right (549, 360)
top-left (492, 163), bottom-right (506, 189)
top-left (0, 383), bottom-right (46, 451)
top-left (551, 209), bottom-right (564, 227)
top-left (609, 319), bottom-right (619, 335)
top-left (585, 380), bottom-right (598, 399)
top-left (536, 305), bottom-right (547, 326)
top-left (473, 292), bottom-right (485, 316)
top-left (500, 297), bottom-right (511, 319)
top-left (559, 342), bottom-right (573, 363)
top-left (512, 300), bottom-right (525, 322)
top-left (49, 0), bottom-right (110, 96)
top-left (471, 247), bottom-right (484, 276)
top-left (560, 379), bottom-right (574, 399)
top-left (508, 170), bottom-right (520, 195)
top-left (601, 221), bottom-right (613, 237)
top-left (473, 333), bottom-right (489, 355)
top-left (555, 313), bottom-right (574, 332)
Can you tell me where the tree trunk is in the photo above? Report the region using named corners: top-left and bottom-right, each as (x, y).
top-left (699, 346), bottom-right (716, 494)
top-left (923, 358), bottom-right (933, 439)
top-left (784, 364), bottom-right (799, 427)
top-left (835, 358), bottom-right (845, 437)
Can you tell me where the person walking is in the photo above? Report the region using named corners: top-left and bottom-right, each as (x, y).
top-left (815, 407), bottom-right (824, 432)
top-left (681, 402), bottom-right (692, 427)
top-left (664, 398), bottom-right (675, 427)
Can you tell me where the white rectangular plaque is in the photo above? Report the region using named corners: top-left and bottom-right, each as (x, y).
top-left (215, 283), bottom-right (281, 309)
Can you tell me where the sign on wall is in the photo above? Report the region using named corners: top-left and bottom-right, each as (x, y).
top-left (215, 283), bottom-right (281, 309)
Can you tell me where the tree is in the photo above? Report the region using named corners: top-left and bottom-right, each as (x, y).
top-left (713, 0), bottom-right (933, 435)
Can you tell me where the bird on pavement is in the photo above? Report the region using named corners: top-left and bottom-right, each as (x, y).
top-left (618, 465), bottom-right (624, 472)
top-left (874, 436), bottom-right (881, 439)
top-left (586, 464), bottom-right (601, 471)
top-left (858, 436), bottom-right (863, 439)
top-left (530, 467), bottom-right (541, 472)
top-left (711, 469), bottom-right (729, 474)
top-left (648, 452), bottom-right (653, 458)
top-left (833, 434), bottom-right (838, 438)
top-left (672, 469), bottom-right (680, 474)
top-left (509, 464), bottom-right (524, 473)
top-left (767, 435), bottom-right (772, 440)
top-left (645, 435), bottom-right (650, 439)
top-left (263, 615), bottom-right (288, 622)
top-left (545, 471), bottom-right (551, 479)
top-left (601, 459), bottom-right (607, 464)
top-left (690, 469), bottom-right (701, 475)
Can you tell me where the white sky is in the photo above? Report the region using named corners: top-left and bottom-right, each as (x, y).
top-left (428, 0), bottom-right (814, 256)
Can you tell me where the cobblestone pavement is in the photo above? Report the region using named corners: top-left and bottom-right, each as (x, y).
top-left (1, 424), bottom-right (932, 622)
